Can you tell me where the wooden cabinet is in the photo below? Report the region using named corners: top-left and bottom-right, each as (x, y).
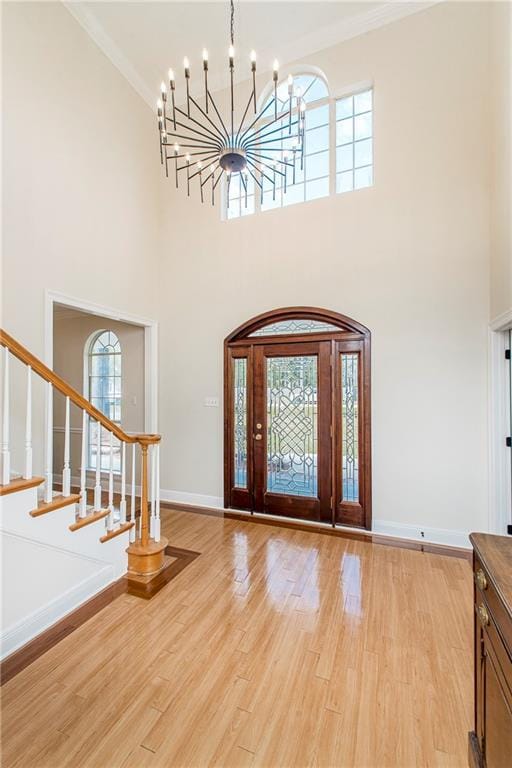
top-left (469, 534), bottom-right (512, 768)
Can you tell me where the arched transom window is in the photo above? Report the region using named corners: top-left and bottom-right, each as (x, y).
top-left (87, 330), bottom-right (122, 471)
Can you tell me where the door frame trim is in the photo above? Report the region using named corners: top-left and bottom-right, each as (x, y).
top-left (224, 306), bottom-right (372, 530)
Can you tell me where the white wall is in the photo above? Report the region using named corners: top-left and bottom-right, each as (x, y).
top-left (1, 1), bottom-right (162, 474)
top-left (156, 1), bottom-right (492, 540)
top-left (489, 0), bottom-right (512, 321)
top-left (2, 1), bottom-right (507, 547)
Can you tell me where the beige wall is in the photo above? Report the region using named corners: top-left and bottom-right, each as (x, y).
top-left (2, 1), bottom-right (508, 542)
top-left (157, 1), bottom-right (492, 538)
top-left (1, 2), bottom-right (162, 472)
top-left (489, 0), bottom-right (512, 321)
top-left (52, 311), bottom-right (145, 477)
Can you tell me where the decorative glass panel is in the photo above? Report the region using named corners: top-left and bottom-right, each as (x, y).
top-left (250, 319), bottom-right (340, 337)
top-left (267, 355), bottom-right (318, 497)
top-left (233, 358), bottom-right (248, 488)
top-left (342, 354), bottom-right (359, 502)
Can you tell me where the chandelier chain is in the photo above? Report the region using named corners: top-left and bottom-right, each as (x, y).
top-left (230, 0), bottom-right (234, 46)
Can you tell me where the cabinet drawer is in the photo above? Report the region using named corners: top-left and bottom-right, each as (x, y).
top-left (474, 555), bottom-right (512, 664)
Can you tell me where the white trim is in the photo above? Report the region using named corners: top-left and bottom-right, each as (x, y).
top-left (490, 308), bottom-right (512, 332)
top-left (63, 1), bottom-right (155, 108)
top-left (488, 315), bottom-right (512, 535)
top-left (44, 290), bottom-right (158, 434)
top-left (0, 531), bottom-right (114, 659)
top-left (159, 489), bottom-right (471, 549)
top-left (63, 1), bottom-right (440, 111)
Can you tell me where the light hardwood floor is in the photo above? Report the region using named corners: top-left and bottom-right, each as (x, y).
top-left (1, 509), bottom-right (473, 768)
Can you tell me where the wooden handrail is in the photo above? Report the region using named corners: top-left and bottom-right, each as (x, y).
top-left (0, 328), bottom-right (160, 447)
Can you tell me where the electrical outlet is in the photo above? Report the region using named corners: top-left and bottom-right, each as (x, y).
top-left (204, 397), bottom-right (219, 407)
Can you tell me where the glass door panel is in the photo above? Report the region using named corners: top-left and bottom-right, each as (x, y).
top-left (341, 353), bottom-right (359, 502)
top-left (233, 358), bottom-right (248, 489)
top-left (252, 342), bottom-right (332, 522)
top-left (267, 355), bottom-right (318, 497)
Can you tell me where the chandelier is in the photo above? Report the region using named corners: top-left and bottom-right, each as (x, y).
top-left (156, 0), bottom-right (306, 208)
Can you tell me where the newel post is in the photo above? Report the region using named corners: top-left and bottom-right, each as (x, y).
top-left (126, 434), bottom-right (167, 577)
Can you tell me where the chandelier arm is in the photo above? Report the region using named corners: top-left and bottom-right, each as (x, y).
top-left (238, 98), bottom-right (275, 145)
top-left (244, 119), bottom-right (299, 148)
top-left (213, 168), bottom-right (225, 191)
top-left (234, 90), bottom-right (256, 148)
top-left (177, 153), bottom-right (218, 174)
top-left (241, 108), bottom-right (293, 148)
top-left (187, 154), bottom-right (222, 181)
top-left (200, 158), bottom-right (222, 187)
top-left (245, 165), bottom-right (263, 190)
top-left (166, 139), bottom-right (221, 151)
top-left (246, 151), bottom-right (286, 178)
top-left (205, 91), bottom-right (232, 145)
top-left (167, 150), bottom-right (219, 161)
top-left (244, 156), bottom-right (275, 186)
top-left (175, 105), bottom-right (226, 146)
top-left (166, 118), bottom-right (223, 148)
top-left (187, 95), bottom-right (229, 145)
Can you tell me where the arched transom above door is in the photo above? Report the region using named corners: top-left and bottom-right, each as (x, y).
top-left (224, 307), bottom-right (372, 530)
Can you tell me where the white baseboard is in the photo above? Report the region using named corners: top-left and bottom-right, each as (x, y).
top-left (1, 532), bottom-right (114, 659)
top-left (372, 520), bottom-right (470, 549)
top-left (160, 488), bottom-right (224, 510)
top-left (159, 489), bottom-right (471, 550)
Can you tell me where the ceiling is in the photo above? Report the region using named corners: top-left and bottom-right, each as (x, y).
top-left (65, 1), bottom-right (436, 108)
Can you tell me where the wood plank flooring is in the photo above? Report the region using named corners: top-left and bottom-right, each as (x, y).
top-left (1, 509), bottom-right (473, 767)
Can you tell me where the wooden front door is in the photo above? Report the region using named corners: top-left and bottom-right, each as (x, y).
top-left (224, 308), bottom-right (372, 529)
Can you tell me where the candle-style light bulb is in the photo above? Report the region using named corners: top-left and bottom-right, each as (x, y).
top-left (273, 59), bottom-right (279, 78)
top-left (174, 143), bottom-right (179, 155)
top-left (202, 48), bottom-right (208, 62)
top-left (250, 50), bottom-right (257, 63)
top-left (185, 153), bottom-right (190, 163)
top-left (160, 82), bottom-right (167, 94)
top-left (168, 68), bottom-right (175, 86)
top-left (184, 57), bottom-right (190, 77)
top-left (287, 74), bottom-right (293, 93)
top-left (157, 98), bottom-right (163, 111)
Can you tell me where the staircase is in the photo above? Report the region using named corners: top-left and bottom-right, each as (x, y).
top-left (0, 328), bottom-right (168, 579)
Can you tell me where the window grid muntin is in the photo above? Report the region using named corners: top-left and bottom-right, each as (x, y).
top-left (335, 88), bottom-right (373, 195)
top-left (225, 82), bottom-right (373, 219)
top-left (87, 330), bottom-right (122, 473)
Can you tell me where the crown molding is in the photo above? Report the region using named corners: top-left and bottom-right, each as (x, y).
top-left (63, 1), bottom-right (441, 111)
top-left (62, 1), bottom-right (155, 107)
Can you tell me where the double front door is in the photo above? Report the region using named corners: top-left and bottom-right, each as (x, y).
top-left (225, 313), bottom-right (371, 529)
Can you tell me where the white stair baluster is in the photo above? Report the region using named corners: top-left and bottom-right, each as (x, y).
top-left (79, 410), bottom-right (88, 517)
top-left (1, 348), bottom-right (10, 485)
top-left (119, 441), bottom-right (127, 523)
top-left (44, 381), bottom-right (53, 503)
top-left (150, 444), bottom-right (156, 538)
top-left (94, 422), bottom-right (102, 511)
top-left (130, 442), bottom-right (136, 542)
top-left (106, 431), bottom-right (114, 530)
top-left (24, 365), bottom-right (32, 480)
top-left (62, 396), bottom-right (71, 496)
top-left (154, 443), bottom-right (161, 542)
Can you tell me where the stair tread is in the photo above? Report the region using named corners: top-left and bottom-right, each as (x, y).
top-left (30, 493), bottom-right (80, 517)
top-left (69, 508), bottom-right (110, 531)
top-left (100, 521), bottom-right (134, 543)
top-left (0, 476), bottom-right (45, 497)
